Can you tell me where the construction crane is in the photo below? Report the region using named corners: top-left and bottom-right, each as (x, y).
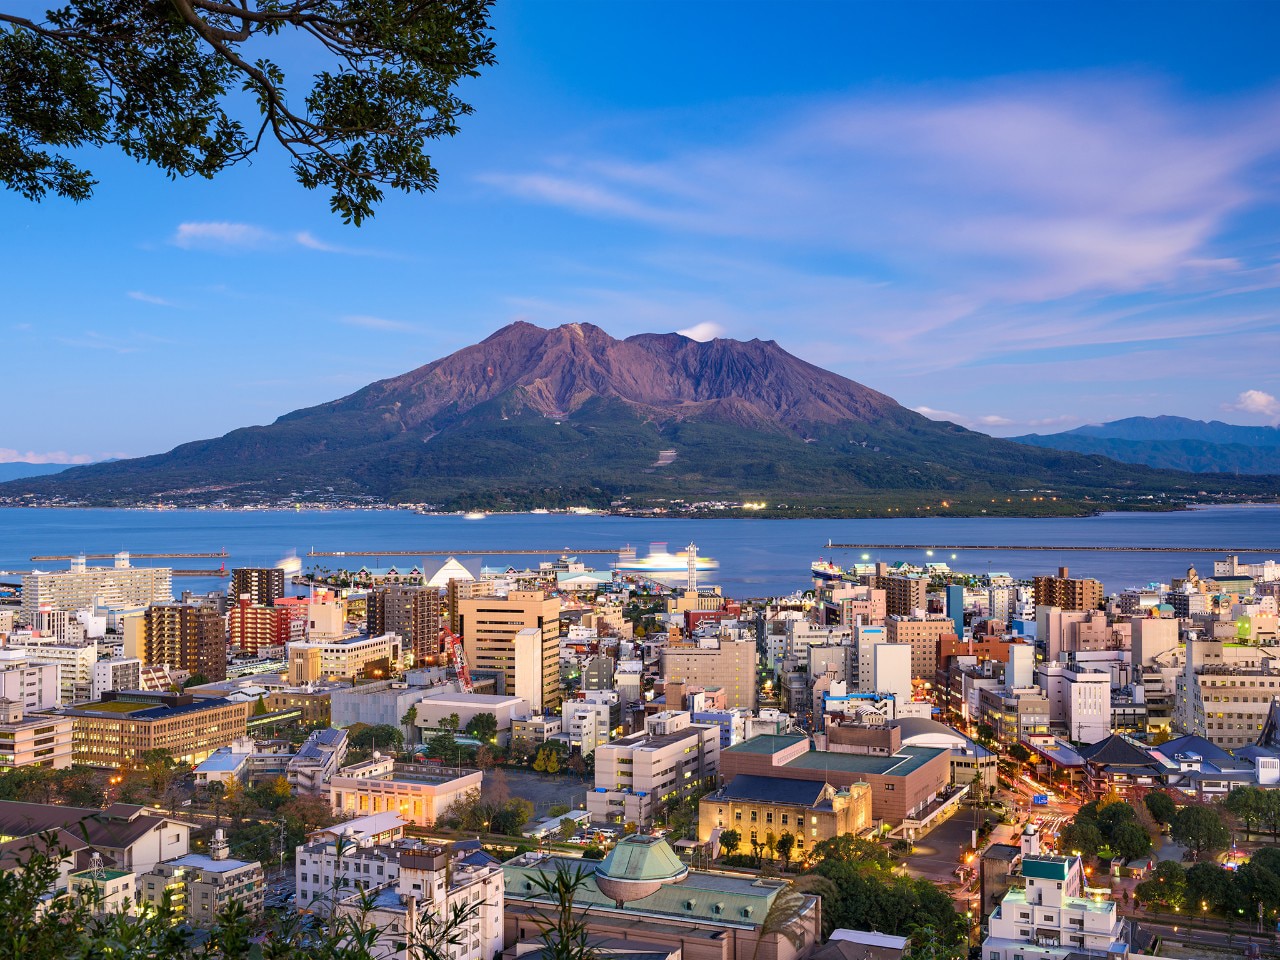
top-left (440, 628), bottom-right (473, 694)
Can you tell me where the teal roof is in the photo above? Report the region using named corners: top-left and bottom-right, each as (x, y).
top-left (1021, 855), bottom-right (1072, 881)
top-left (598, 835), bottom-right (687, 883)
top-left (784, 745), bottom-right (945, 777)
top-left (723, 734), bottom-right (808, 755)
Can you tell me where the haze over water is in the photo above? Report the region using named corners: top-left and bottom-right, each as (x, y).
top-left (1, 505), bottom-right (1276, 597)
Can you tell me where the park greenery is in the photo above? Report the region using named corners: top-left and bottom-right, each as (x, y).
top-left (1135, 848), bottom-right (1280, 928)
top-left (0, 0), bottom-right (497, 223)
top-left (1058, 796), bottom-right (1153, 864)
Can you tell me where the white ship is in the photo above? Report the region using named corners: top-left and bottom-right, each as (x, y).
top-left (615, 542), bottom-right (718, 577)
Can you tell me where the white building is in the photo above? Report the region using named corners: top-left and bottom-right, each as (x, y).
top-left (870, 642), bottom-right (912, 706)
top-left (983, 828), bottom-right (1129, 960)
top-left (0, 650), bottom-right (61, 710)
top-left (16, 638), bottom-right (98, 703)
top-left (295, 812), bottom-right (409, 914)
top-left (92, 657), bottom-right (143, 700)
top-left (22, 554), bottom-right (172, 625)
top-left (1036, 662), bottom-right (1112, 744)
top-left (560, 689), bottom-right (619, 755)
top-left (287, 727), bottom-right (349, 795)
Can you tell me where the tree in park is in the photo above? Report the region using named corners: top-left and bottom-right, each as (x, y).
top-left (533, 745), bottom-right (561, 776)
top-left (1058, 819), bottom-right (1104, 861)
top-left (1172, 805), bottom-right (1231, 861)
top-left (1144, 790), bottom-right (1178, 826)
top-left (0, 0), bottom-right (497, 224)
top-left (567, 751), bottom-right (587, 780)
top-left (1135, 860), bottom-right (1186, 911)
top-left (1109, 821), bottom-right (1152, 862)
top-left (719, 829), bottom-right (741, 857)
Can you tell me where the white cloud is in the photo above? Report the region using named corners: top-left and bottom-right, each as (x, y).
top-left (172, 222), bottom-right (276, 250)
top-left (677, 322), bottom-right (725, 341)
top-left (0, 448), bottom-right (97, 465)
top-left (128, 291), bottom-right (177, 307)
top-left (339, 315), bottom-right (417, 333)
top-left (1228, 389), bottom-right (1280, 420)
top-left (912, 406), bottom-right (1074, 435)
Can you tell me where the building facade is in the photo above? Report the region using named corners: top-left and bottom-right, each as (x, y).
top-left (21, 554), bottom-right (172, 625)
top-left (61, 691), bottom-right (250, 766)
top-left (456, 591), bottom-right (561, 711)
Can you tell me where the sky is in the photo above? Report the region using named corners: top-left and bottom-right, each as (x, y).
top-left (4, 0), bottom-right (1280, 463)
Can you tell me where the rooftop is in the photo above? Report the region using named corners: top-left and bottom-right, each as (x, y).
top-left (722, 734), bottom-right (808, 755)
top-left (166, 852), bottom-right (258, 874)
top-left (712, 774), bottom-right (831, 807)
top-left (784, 745), bottom-right (946, 778)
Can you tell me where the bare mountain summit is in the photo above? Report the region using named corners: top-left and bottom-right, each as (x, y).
top-left (4, 322), bottom-right (1276, 512)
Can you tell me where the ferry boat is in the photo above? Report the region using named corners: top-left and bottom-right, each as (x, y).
top-left (275, 554), bottom-right (303, 576)
top-left (463, 511), bottom-right (487, 520)
top-left (615, 542), bottom-right (718, 575)
top-left (811, 559), bottom-right (843, 580)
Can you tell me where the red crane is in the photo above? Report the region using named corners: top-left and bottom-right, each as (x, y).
top-left (440, 628), bottom-right (473, 694)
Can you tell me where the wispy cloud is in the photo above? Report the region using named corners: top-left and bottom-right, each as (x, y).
top-left (172, 222), bottom-right (276, 251)
top-left (1228, 389), bottom-right (1280, 421)
top-left (128, 291), bottom-right (177, 307)
top-left (338, 315), bottom-right (418, 333)
top-left (913, 407), bottom-right (1079, 435)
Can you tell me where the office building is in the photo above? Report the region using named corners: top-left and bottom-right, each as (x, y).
top-left (561, 689), bottom-right (621, 755)
top-left (21, 553), bottom-right (172, 625)
top-left (698, 775), bottom-right (871, 856)
top-left (1035, 662), bottom-right (1112, 743)
top-left (1032, 568), bottom-right (1102, 613)
top-left (456, 590), bottom-right (561, 711)
top-left (0, 696), bottom-right (74, 771)
top-left (660, 639), bottom-right (758, 711)
top-left (367, 585), bottom-right (443, 668)
top-left (61, 690), bottom-right (250, 766)
top-left (127, 603), bottom-right (227, 682)
top-left (287, 632), bottom-right (400, 685)
top-left (328, 756), bottom-right (481, 826)
top-left (230, 568), bottom-right (285, 608)
top-left (1174, 638), bottom-right (1280, 748)
top-left (885, 615), bottom-right (954, 681)
top-left (588, 711), bottom-right (720, 826)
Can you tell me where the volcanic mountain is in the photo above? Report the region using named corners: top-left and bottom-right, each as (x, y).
top-left (6, 322), bottom-right (1277, 512)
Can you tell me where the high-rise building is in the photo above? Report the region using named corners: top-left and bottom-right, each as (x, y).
top-left (588, 711), bottom-right (720, 825)
top-left (883, 575), bottom-right (928, 618)
top-left (456, 591), bottom-right (561, 711)
top-left (1033, 567), bottom-right (1103, 612)
top-left (22, 554), bottom-right (172, 625)
top-left (230, 568), bottom-right (285, 607)
top-left (660, 639), bottom-right (758, 711)
top-left (367, 585), bottom-right (443, 667)
top-left (446, 578), bottom-right (495, 635)
top-left (945, 583), bottom-right (965, 641)
top-left (885, 615), bottom-right (954, 681)
top-left (227, 596), bottom-right (292, 654)
top-left (127, 604), bottom-right (227, 681)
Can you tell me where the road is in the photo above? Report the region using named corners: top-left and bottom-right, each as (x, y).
top-left (1137, 918), bottom-right (1280, 957)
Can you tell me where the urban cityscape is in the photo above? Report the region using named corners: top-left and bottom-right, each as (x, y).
top-left (4, 2), bottom-right (1280, 960)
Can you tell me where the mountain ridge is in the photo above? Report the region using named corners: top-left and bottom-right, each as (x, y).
top-left (4, 324), bottom-right (1278, 513)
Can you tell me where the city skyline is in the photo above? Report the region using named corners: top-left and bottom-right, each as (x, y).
top-left (4, 1), bottom-right (1280, 463)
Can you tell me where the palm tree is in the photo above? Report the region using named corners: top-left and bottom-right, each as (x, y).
top-left (401, 704), bottom-right (419, 749)
top-left (750, 876), bottom-right (833, 960)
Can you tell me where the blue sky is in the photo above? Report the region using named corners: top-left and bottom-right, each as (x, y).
top-left (4, 0), bottom-right (1280, 463)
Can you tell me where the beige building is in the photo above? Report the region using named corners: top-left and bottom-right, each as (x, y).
top-left (1033, 567), bottom-right (1103, 612)
top-left (17, 638), bottom-right (98, 703)
top-left (126, 604), bottom-right (227, 682)
top-left (698, 775), bottom-right (871, 858)
top-left (0, 697), bottom-right (74, 771)
top-left (61, 690), bottom-right (250, 767)
top-left (660, 639), bottom-right (757, 711)
top-left (139, 832), bottom-right (263, 926)
top-left (287, 632), bottom-right (400, 684)
top-left (456, 590), bottom-right (561, 711)
top-left (883, 574), bottom-right (927, 618)
top-left (885, 615), bottom-right (955, 681)
top-left (588, 711), bottom-right (720, 826)
top-left (328, 756), bottom-right (482, 826)
top-left (21, 553), bottom-right (172, 625)
top-left (0, 650), bottom-right (61, 710)
top-left (1175, 639), bottom-right (1280, 748)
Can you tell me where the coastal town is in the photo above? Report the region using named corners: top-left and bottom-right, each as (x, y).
top-left (2, 543), bottom-right (1279, 960)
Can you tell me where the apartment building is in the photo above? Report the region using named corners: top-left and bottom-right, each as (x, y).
top-left (885, 615), bottom-right (954, 681)
top-left (984, 832), bottom-right (1129, 960)
top-left (91, 657), bottom-right (142, 700)
top-left (287, 727), bottom-right (349, 795)
top-left (21, 554), bottom-right (172, 625)
top-left (561, 689), bottom-right (620, 755)
top-left (883, 575), bottom-right (928, 618)
top-left (1174, 639), bottom-right (1280, 748)
top-left (61, 690), bottom-right (250, 766)
top-left (1035, 662), bottom-right (1111, 743)
top-left (126, 603), bottom-right (227, 682)
top-left (0, 650), bottom-right (66, 710)
top-left (328, 756), bottom-right (481, 826)
top-left (17, 637), bottom-right (98, 703)
top-left (228, 596), bottom-right (294, 655)
top-left (978, 686), bottom-right (1051, 745)
top-left (295, 812), bottom-right (409, 913)
top-left (446, 577), bottom-right (495, 635)
top-left (139, 832), bottom-right (263, 926)
top-left (659, 639), bottom-right (758, 710)
top-left (588, 711), bottom-right (720, 826)
top-left (456, 590), bottom-right (561, 711)
top-left (367, 585), bottom-right (444, 668)
top-left (0, 696), bottom-right (73, 770)
top-left (287, 632), bottom-right (400, 684)
top-left (1032, 567), bottom-right (1103, 612)
top-left (229, 568), bottom-right (285, 607)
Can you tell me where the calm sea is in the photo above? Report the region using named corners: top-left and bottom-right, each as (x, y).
top-left (0, 505), bottom-right (1276, 598)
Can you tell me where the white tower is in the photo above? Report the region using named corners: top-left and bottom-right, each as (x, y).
top-left (687, 543), bottom-right (698, 592)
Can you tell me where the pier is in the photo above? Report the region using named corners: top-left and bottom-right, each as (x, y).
top-left (825, 542), bottom-right (1276, 554)
top-left (30, 551), bottom-right (229, 561)
top-left (306, 548), bottom-right (620, 557)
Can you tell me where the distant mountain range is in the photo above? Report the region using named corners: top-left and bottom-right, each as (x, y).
top-left (1013, 416), bottom-right (1280, 475)
top-left (0, 462), bottom-right (71, 482)
top-left (3, 324), bottom-right (1277, 513)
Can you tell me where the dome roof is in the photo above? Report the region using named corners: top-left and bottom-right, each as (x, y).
top-left (594, 835), bottom-right (688, 904)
